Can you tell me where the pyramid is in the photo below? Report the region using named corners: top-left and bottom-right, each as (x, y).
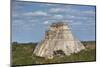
top-left (33, 22), bottom-right (85, 59)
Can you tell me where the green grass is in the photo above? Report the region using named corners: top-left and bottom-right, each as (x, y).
top-left (12, 41), bottom-right (96, 66)
top-left (12, 44), bottom-right (35, 65)
top-left (31, 49), bottom-right (96, 64)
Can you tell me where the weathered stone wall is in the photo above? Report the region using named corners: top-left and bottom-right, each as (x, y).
top-left (33, 22), bottom-right (85, 59)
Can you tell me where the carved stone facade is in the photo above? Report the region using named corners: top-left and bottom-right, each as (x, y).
top-left (33, 22), bottom-right (85, 59)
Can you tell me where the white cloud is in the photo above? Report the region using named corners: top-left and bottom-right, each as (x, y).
top-left (43, 20), bottom-right (59, 25)
top-left (23, 11), bottom-right (48, 16)
top-left (62, 20), bottom-right (73, 23)
top-left (53, 14), bottom-right (63, 19)
top-left (71, 22), bottom-right (82, 25)
top-left (65, 15), bottom-right (89, 20)
top-left (13, 20), bottom-right (23, 25)
top-left (67, 15), bottom-right (75, 18)
top-left (28, 19), bottom-right (38, 22)
top-left (44, 4), bottom-right (55, 6)
top-left (49, 8), bottom-right (65, 13)
top-left (82, 10), bottom-right (95, 15)
top-left (12, 13), bottom-right (19, 17)
top-left (44, 21), bottom-right (49, 24)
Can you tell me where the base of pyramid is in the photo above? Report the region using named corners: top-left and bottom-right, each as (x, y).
top-left (33, 40), bottom-right (85, 59)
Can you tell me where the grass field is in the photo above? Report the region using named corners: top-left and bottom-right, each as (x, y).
top-left (12, 41), bottom-right (96, 66)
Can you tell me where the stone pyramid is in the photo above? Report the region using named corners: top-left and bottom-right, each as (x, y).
top-left (33, 22), bottom-right (85, 59)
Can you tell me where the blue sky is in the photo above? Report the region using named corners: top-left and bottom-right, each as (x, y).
top-left (12, 1), bottom-right (96, 43)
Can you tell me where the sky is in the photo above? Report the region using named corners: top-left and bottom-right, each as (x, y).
top-left (12, 0), bottom-right (96, 43)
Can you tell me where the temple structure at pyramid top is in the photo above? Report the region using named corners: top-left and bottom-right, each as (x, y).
top-left (33, 22), bottom-right (85, 59)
